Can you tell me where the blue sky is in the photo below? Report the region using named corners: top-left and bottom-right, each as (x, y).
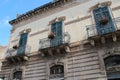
top-left (0, 0), bottom-right (52, 46)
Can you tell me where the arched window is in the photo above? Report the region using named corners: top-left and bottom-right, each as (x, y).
top-left (50, 65), bottom-right (64, 75)
top-left (104, 55), bottom-right (120, 80)
top-left (13, 71), bottom-right (22, 80)
top-left (104, 55), bottom-right (120, 67)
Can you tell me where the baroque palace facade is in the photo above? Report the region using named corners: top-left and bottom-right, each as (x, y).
top-left (0, 0), bottom-right (120, 80)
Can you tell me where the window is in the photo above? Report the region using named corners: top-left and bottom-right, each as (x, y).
top-left (93, 6), bottom-right (116, 35)
top-left (18, 33), bottom-right (28, 47)
top-left (13, 71), bottom-right (22, 80)
top-left (17, 33), bottom-right (28, 55)
top-left (104, 55), bottom-right (120, 80)
top-left (50, 65), bottom-right (64, 75)
top-left (104, 55), bottom-right (120, 67)
top-left (51, 21), bottom-right (62, 37)
top-left (50, 21), bottom-right (63, 47)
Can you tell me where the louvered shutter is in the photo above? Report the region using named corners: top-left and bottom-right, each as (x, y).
top-left (93, 6), bottom-right (116, 35)
top-left (50, 21), bottom-right (62, 47)
top-left (17, 33), bottom-right (28, 55)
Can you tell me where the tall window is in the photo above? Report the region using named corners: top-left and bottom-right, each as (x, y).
top-left (18, 33), bottom-right (28, 47)
top-left (17, 33), bottom-right (28, 55)
top-left (50, 21), bottom-right (63, 47)
top-left (13, 71), bottom-right (22, 80)
top-left (93, 6), bottom-right (116, 35)
top-left (50, 65), bottom-right (64, 75)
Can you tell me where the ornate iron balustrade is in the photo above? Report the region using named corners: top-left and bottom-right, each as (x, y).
top-left (39, 32), bottom-right (70, 49)
top-left (86, 17), bottom-right (120, 38)
top-left (5, 45), bottom-right (31, 58)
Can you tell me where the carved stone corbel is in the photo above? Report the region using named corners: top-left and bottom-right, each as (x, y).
top-left (112, 33), bottom-right (117, 42)
top-left (48, 49), bottom-right (53, 56)
top-left (101, 37), bottom-right (106, 44)
top-left (49, 17), bottom-right (57, 25)
top-left (26, 28), bottom-right (31, 33)
top-left (19, 30), bottom-right (25, 35)
top-left (90, 39), bottom-right (95, 46)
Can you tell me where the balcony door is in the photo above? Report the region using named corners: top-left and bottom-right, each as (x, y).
top-left (93, 6), bottom-right (116, 35)
top-left (17, 33), bottom-right (28, 55)
top-left (50, 21), bottom-right (63, 47)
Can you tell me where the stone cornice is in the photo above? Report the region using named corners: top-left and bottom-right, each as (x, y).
top-left (89, 1), bottom-right (112, 12)
top-left (19, 28), bottom-right (31, 35)
top-left (49, 16), bottom-right (66, 25)
top-left (9, 0), bottom-right (73, 25)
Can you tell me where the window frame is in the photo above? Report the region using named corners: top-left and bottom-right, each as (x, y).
top-left (13, 71), bottom-right (22, 80)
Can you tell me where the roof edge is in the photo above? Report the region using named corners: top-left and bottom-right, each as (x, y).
top-left (9, 0), bottom-right (73, 25)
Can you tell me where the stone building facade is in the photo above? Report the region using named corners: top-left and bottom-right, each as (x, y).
top-left (0, 46), bottom-right (7, 80)
top-left (1, 0), bottom-right (120, 80)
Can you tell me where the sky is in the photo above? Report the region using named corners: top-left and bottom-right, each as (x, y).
top-left (0, 0), bottom-right (52, 46)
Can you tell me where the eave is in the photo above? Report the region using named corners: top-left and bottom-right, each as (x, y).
top-left (9, 0), bottom-right (73, 25)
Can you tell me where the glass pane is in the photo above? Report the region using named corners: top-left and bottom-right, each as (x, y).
top-left (50, 65), bottom-right (64, 75)
top-left (104, 55), bottom-right (120, 67)
top-left (13, 71), bottom-right (22, 80)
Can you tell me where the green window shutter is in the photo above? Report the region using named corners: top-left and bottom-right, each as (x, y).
top-left (19, 33), bottom-right (28, 46)
top-left (56, 21), bottom-right (62, 37)
top-left (50, 21), bottom-right (63, 47)
top-left (17, 33), bottom-right (28, 55)
top-left (93, 6), bottom-right (116, 35)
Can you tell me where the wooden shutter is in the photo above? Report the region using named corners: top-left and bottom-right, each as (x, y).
top-left (93, 6), bottom-right (116, 35)
top-left (56, 21), bottom-right (62, 37)
top-left (50, 21), bottom-right (63, 47)
top-left (17, 33), bottom-right (28, 55)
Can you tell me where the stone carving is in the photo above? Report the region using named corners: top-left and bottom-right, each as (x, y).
top-left (107, 66), bottom-right (120, 71)
top-left (103, 46), bottom-right (120, 58)
top-left (49, 16), bottom-right (66, 25)
top-left (89, 1), bottom-right (112, 11)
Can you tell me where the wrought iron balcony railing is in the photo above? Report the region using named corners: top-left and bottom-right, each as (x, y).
top-left (86, 17), bottom-right (120, 38)
top-left (5, 45), bottom-right (31, 58)
top-left (39, 32), bottom-right (70, 49)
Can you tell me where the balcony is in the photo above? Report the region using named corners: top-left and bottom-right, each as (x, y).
top-left (39, 32), bottom-right (70, 56)
top-left (86, 17), bottom-right (120, 46)
top-left (5, 45), bottom-right (31, 64)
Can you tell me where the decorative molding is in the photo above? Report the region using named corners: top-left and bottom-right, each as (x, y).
top-left (19, 30), bottom-right (25, 35)
top-left (64, 5), bottom-right (120, 26)
top-left (10, 64), bottom-right (25, 80)
top-left (47, 59), bottom-right (64, 80)
top-left (9, 0), bottom-right (73, 25)
top-left (49, 16), bottom-right (66, 25)
top-left (11, 39), bottom-right (18, 43)
top-left (106, 66), bottom-right (120, 71)
top-left (103, 46), bottom-right (120, 59)
top-left (89, 1), bottom-right (112, 12)
top-left (98, 50), bottom-right (106, 72)
top-left (112, 6), bottom-right (120, 11)
top-left (26, 28), bottom-right (31, 33)
top-left (19, 28), bottom-right (32, 35)
top-left (49, 17), bottom-right (57, 26)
